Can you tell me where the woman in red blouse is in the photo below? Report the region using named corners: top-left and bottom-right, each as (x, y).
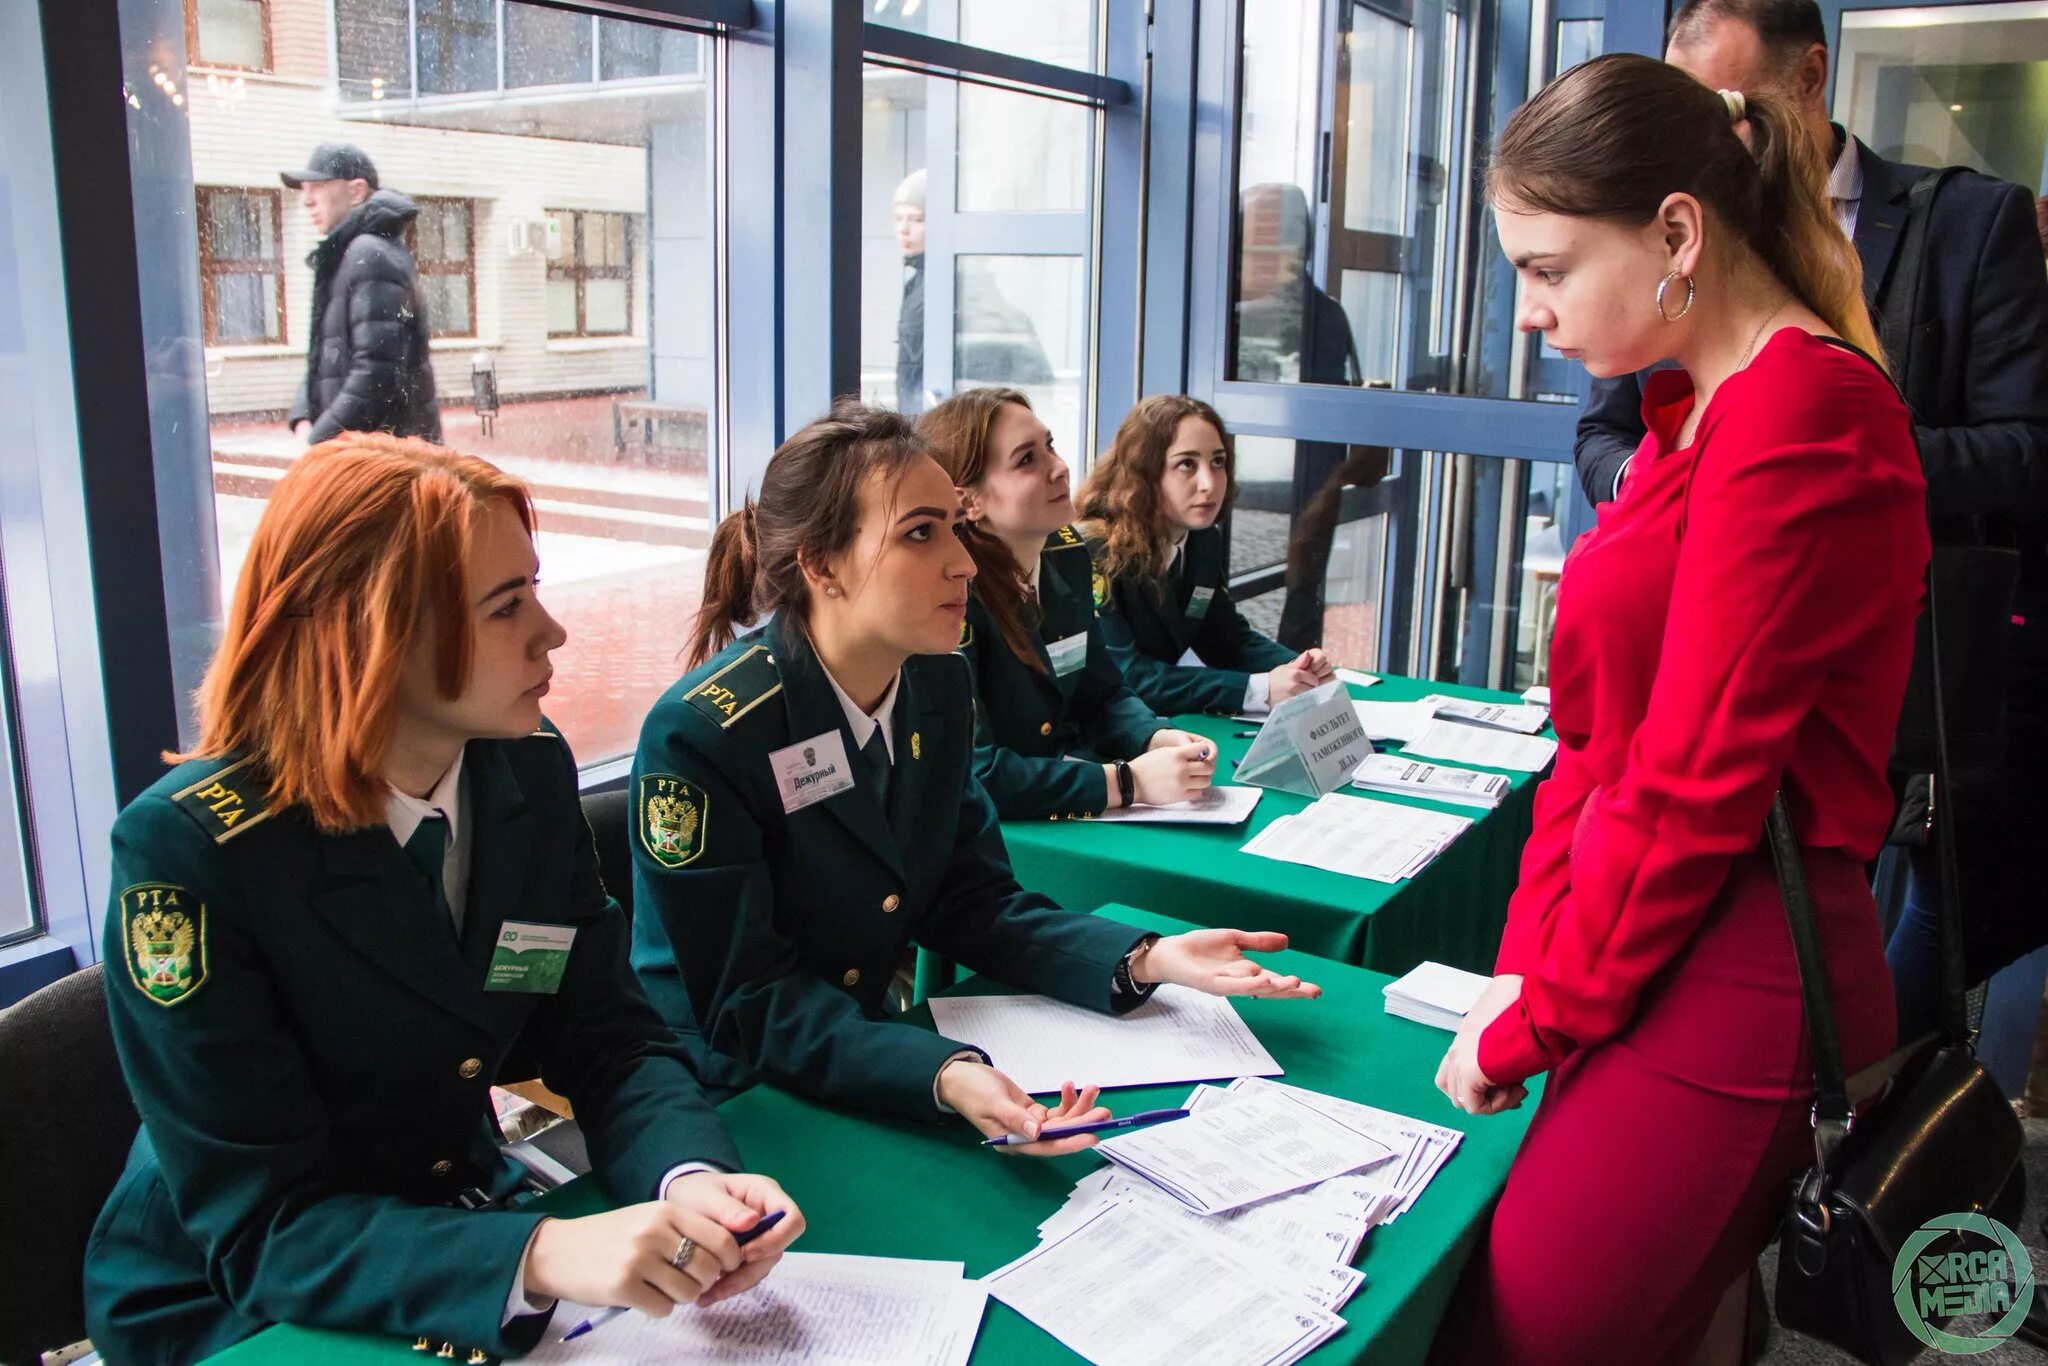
top-left (1430, 56), bottom-right (1928, 1365)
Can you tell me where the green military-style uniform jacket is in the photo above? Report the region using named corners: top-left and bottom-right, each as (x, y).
top-left (959, 524), bottom-right (1168, 820)
top-left (85, 725), bottom-right (740, 1366)
top-left (1092, 525), bottom-right (1297, 716)
top-left (629, 618), bottom-right (1151, 1121)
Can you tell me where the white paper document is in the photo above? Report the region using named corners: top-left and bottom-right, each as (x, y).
top-left (926, 985), bottom-right (1281, 1095)
top-left (1094, 1085), bottom-right (1396, 1215)
top-left (1418, 694), bottom-right (1550, 734)
top-left (983, 1199), bottom-right (1348, 1366)
top-left (1401, 719), bottom-right (1559, 773)
top-left (1348, 753), bottom-right (1510, 810)
top-left (1382, 960), bottom-right (1493, 1031)
top-left (1520, 685), bottom-right (1551, 709)
top-left (1335, 667), bottom-right (1381, 688)
top-left (527, 1253), bottom-right (987, 1366)
top-left (1039, 1167), bottom-right (1370, 1278)
top-left (1225, 1078), bottom-right (1463, 1219)
top-left (1241, 792), bottom-right (1473, 884)
top-left (1096, 784), bottom-right (1263, 825)
top-left (1351, 699), bottom-right (1435, 744)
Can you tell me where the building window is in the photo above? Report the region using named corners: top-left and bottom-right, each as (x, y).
top-left (407, 197), bottom-right (477, 338)
top-left (185, 0), bottom-right (270, 71)
top-left (546, 210), bottom-right (633, 337)
top-left (417, 0), bottom-right (497, 95)
top-left (336, 0), bottom-right (412, 102)
top-left (197, 188), bottom-right (286, 346)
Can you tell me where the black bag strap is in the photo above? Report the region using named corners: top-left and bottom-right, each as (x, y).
top-left (1877, 166), bottom-right (1965, 391)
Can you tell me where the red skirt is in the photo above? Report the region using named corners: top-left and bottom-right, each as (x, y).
top-left (1430, 846), bottom-right (1896, 1365)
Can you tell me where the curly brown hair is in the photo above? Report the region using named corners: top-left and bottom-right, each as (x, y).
top-left (1077, 395), bottom-right (1236, 588)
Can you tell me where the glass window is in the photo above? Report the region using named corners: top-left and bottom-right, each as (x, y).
top-left (408, 197), bottom-right (476, 338)
top-left (175, 1), bottom-right (716, 766)
top-left (197, 187), bottom-right (286, 345)
top-left (1554, 18), bottom-right (1603, 75)
top-left (547, 210), bottom-right (636, 337)
top-left (416, 0), bottom-right (497, 96)
top-left (188, 0), bottom-right (269, 70)
top-left (599, 18), bottom-right (700, 80)
top-left (859, 65), bottom-right (1097, 457)
top-left (1230, 0), bottom-right (1473, 395)
top-left (336, 0), bottom-right (411, 103)
top-left (1836, 1), bottom-right (2048, 187)
top-left (869, 0), bottom-right (1100, 72)
top-left (506, 6), bottom-right (593, 88)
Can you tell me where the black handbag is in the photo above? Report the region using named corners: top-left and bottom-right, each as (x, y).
top-left (1768, 407), bottom-right (2025, 1360)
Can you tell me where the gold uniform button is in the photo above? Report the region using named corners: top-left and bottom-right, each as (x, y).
top-left (842, 968), bottom-right (861, 987)
top-left (882, 893), bottom-right (901, 913)
top-left (458, 1057), bottom-right (483, 1080)
top-left (1039, 721), bottom-right (1053, 736)
top-left (430, 1159), bottom-right (454, 1178)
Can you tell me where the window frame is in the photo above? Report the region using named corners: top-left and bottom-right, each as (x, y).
top-left (546, 208), bottom-right (637, 338)
top-left (195, 186), bottom-right (289, 347)
top-left (405, 194), bottom-right (479, 340)
top-left (183, 0), bottom-right (273, 73)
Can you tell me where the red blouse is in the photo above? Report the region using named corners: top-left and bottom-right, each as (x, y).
top-left (1479, 330), bottom-right (1930, 1086)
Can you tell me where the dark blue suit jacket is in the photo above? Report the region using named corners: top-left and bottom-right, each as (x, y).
top-left (1575, 136), bottom-right (2048, 610)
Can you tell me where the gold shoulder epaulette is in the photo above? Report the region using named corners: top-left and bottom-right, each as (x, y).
top-left (170, 756), bottom-right (275, 845)
top-left (683, 643), bottom-right (784, 729)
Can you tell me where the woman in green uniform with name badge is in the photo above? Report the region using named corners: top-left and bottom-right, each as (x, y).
top-left (915, 388), bottom-right (1218, 821)
top-left (629, 402), bottom-right (1320, 1153)
top-left (1078, 395), bottom-right (1335, 716)
top-left (84, 436), bottom-right (802, 1366)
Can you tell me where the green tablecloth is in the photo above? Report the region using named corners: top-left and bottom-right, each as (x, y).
top-left (1000, 675), bottom-right (1546, 973)
top-left (209, 906), bottom-right (1537, 1366)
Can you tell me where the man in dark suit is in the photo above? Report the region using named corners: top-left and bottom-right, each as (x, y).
top-left (1578, 0), bottom-right (2048, 1075)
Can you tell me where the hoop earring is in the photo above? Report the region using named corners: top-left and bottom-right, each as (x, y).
top-left (1655, 271), bottom-right (1695, 322)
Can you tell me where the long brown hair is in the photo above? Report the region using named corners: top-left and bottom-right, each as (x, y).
top-left (687, 399), bottom-right (927, 667)
top-left (916, 387), bottom-right (1044, 669)
top-left (173, 434), bottom-right (535, 831)
top-left (1488, 52), bottom-right (1881, 363)
top-left (1078, 395), bottom-right (1236, 587)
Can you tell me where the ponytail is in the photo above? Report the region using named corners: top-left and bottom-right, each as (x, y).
top-left (688, 500), bottom-right (761, 667)
top-left (683, 401), bottom-right (925, 669)
top-left (1735, 94), bottom-right (1882, 360)
top-left (1489, 53), bottom-right (1883, 368)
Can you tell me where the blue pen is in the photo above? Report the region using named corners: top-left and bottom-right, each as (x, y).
top-left (560, 1210), bottom-right (789, 1342)
top-left (983, 1106), bottom-right (1190, 1147)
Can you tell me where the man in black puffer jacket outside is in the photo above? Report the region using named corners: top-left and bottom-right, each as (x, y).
top-left (282, 143), bottom-right (441, 445)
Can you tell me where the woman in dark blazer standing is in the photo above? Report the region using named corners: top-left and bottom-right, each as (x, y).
top-left (1430, 58), bottom-right (1926, 1364)
top-left (1077, 393), bottom-right (1334, 715)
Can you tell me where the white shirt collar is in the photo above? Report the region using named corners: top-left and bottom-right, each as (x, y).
top-left (1828, 134), bottom-right (1863, 206)
top-left (385, 751), bottom-right (464, 850)
top-left (820, 658), bottom-right (903, 763)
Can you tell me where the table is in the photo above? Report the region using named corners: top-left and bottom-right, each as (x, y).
top-left (210, 906), bottom-right (1539, 1366)
top-left (1000, 675), bottom-right (1548, 973)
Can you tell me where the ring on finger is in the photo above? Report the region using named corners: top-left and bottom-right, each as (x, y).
top-left (671, 1235), bottom-right (697, 1273)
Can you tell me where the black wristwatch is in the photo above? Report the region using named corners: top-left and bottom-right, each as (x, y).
top-left (1114, 760), bottom-right (1135, 808)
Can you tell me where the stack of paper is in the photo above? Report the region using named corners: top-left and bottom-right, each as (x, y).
top-left (1335, 667), bottom-right (1381, 688)
top-left (984, 1198), bottom-right (1348, 1366)
top-left (528, 1254), bottom-right (987, 1365)
top-left (985, 1078), bottom-right (1468, 1366)
top-left (1521, 685), bottom-right (1551, 709)
top-left (1418, 694), bottom-right (1550, 734)
top-left (1096, 784), bottom-right (1263, 825)
top-left (1381, 961), bottom-right (1493, 1031)
top-left (1402, 720), bottom-right (1558, 773)
top-left (926, 986), bottom-right (1282, 1094)
top-left (1241, 792), bottom-right (1473, 883)
top-left (1092, 1084), bottom-right (1398, 1215)
top-left (1348, 753), bottom-right (1511, 810)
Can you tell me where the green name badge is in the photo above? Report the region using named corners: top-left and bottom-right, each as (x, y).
top-left (485, 921), bottom-right (578, 994)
